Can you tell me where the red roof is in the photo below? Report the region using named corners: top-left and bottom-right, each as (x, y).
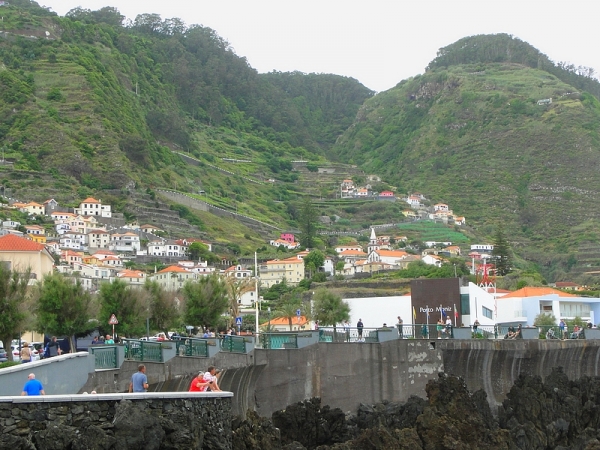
top-left (501, 287), bottom-right (576, 299)
top-left (81, 197), bottom-right (100, 204)
top-left (157, 265), bottom-right (191, 274)
top-left (0, 234), bottom-right (45, 252)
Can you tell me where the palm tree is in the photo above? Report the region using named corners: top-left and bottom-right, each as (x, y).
top-left (313, 288), bottom-right (350, 337)
top-left (225, 277), bottom-right (253, 327)
top-left (273, 293), bottom-right (305, 331)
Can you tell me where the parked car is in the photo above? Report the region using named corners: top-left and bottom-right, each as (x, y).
top-left (11, 343), bottom-right (40, 362)
top-left (0, 347), bottom-right (7, 363)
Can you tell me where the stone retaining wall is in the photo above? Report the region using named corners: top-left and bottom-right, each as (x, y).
top-left (0, 392), bottom-right (233, 450)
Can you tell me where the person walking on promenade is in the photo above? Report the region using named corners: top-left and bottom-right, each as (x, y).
top-left (129, 364), bottom-right (149, 393)
top-left (20, 342), bottom-right (32, 363)
top-left (396, 316), bottom-right (403, 338)
top-left (46, 336), bottom-right (62, 357)
top-left (357, 319), bottom-right (364, 342)
top-left (21, 373), bottom-right (45, 396)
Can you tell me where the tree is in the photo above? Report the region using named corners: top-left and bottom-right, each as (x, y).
top-left (492, 227), bottom-right (512, 276)
top-left (304, 249), bottom-right (325, 279)
top-left (298, 198), bottom-right (319, 248)
top-left (335, 260), bottom-right (345, 274)
top-left (0, 264), bottom-right (31, 361)
top-left (35, 273), bottom-right (93, 353)
top-left (225, 277), bottom-right (253, 326)
top-left (144, 280), bottom-right (180, 335)
top-left (534, 312), bottom-right (556, 326)
top-left (273, 293), bottom-right (306, 331)
top-left (182, 274), bottom-right (228, 330)
top-left (98, 280), bottom-right (146, 337)
top-left (312, 288), bottom-right (350, 330)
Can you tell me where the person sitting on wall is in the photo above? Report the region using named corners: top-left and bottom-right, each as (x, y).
top-left (505, 326), bottom-right (516, 339)
top-left (512, 324), bottom-right (522, 339)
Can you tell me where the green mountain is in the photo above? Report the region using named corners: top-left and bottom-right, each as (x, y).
top-left (0, 0), bottom-right (375, 254)
top-left (3, 2), bottom-right (600, 282)
top-left (332, 34), bottom-right (600, 281)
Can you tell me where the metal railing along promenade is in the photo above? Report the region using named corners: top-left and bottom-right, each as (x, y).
top-left (318, 327), bottom-right (382, 343)
top-left (90, 346), bottom-right (118, 369)
top-left (260, 333), bottom-right (298, 349)
top-left (219, 335), bottom-right (247, 353)
top-left (172, 336), bottom-right (209, 357)
top-left (122, 339), bottom-right (163, 362)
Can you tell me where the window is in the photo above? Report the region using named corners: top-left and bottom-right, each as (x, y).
top-left (482, 306), bottom-right (493, 319)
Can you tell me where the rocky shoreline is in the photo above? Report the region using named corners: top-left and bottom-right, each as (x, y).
top-left (233, 367), bottom-right (600, 450)
top-left (3, 367), bottom-right (600, 449)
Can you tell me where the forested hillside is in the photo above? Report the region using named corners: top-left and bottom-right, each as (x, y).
top-left (332, 34), bottom-right (600, 281)
top-left (0, 0), bottom-right (372, 191)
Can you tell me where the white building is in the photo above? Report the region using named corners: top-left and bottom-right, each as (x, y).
top-left (495, 286), bottom-right (599, 326)
top-left (76, 197), bottom-right (112, 218)
top-left (110, 232), bottom-right (140, 253)
top-left (149, 265), bottom-right (197, 291)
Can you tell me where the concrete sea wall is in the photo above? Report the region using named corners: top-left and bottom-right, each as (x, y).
top-left (0, 392), bottom-right (233, 450)
top-left (440, 339), bottom-right (600, 408)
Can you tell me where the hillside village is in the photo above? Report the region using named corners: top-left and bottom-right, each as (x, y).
top-left (0, 186), bottom-right (480, 302)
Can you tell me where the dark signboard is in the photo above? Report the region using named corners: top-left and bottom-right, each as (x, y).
top-left (410, 278), bottom-right (461, 324)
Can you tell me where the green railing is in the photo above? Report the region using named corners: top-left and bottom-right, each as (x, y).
top-left (90, 346), bottom-right (117, 369)
top-left (219, 335), bottom-right (247, 353)
top-left (260, 333), bottom-right (298, 349)
top-left (173, 337), bottom-right (209, 357)
top-left (318, 327), bottom-right (380, 343)
top-left (123, 339), bottom-right (163, 362)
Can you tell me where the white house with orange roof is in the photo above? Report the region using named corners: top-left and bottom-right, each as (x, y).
top-left (259, 256), bottom-right (305, 288)
top-left (116, 269), bottom-right (146, 288)
top-left (0, 234), bottom-right (54, 281)
top-left (25, 225), bottom-right (46, 244)
top-left (149, 265), bottom-right (197, 291)
top-left (141, 224), bottom-right (164, 234)
top-left (269, 238), bottom-right (300, 250)
top-left (99, 255), bottom-right (123, 268)
top-left (335, 244), bottom-right (363, 254)
top-left (405, 194), bottom-right (423, 207)
top-left (76, 197), bottom-right (112, 218)
top-left (491, 286), bottom-right (600, 326)
top-left (434, 203), bottom-right (449, 212)
top-left (50, 211), bottom-right (73, 221)
top-left (20, 202), bottom-right (45, 216)
top-left (340, 179), bottom-right (355, 197)
top-left (61, 250), bottom-right (84, 267)
top-left (109, 232), bottom-right (140, 253)
top-left (455, 216), bottom-right (466, 226)
top-left (367, 249), bottom-right (409, 266)
top-left (422, 254), bottom-right (444, 267)
top-left (339, 249), bottom-right (368, 264)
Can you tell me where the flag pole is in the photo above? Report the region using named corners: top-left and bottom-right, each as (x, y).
top-left (426, 304), bottom-right (429, 338)
top-left (454, 303), bottom-right (457, 327)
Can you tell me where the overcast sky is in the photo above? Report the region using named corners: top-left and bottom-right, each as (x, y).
top-left (40, 0), bottom-right (599, 92)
